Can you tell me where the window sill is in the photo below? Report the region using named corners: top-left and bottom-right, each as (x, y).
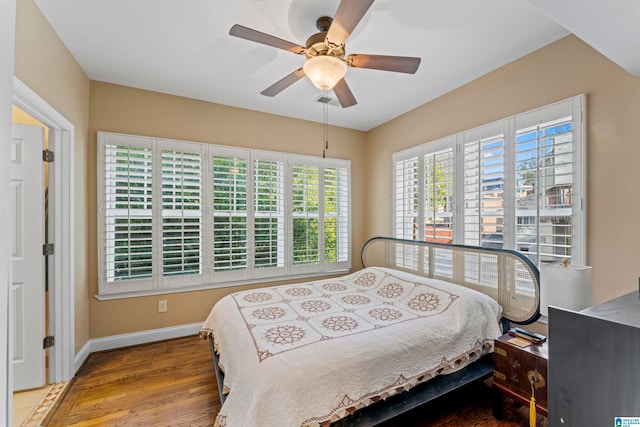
top-left (94, 268), bottom-right (352, 301)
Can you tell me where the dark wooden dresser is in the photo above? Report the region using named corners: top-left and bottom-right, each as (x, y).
top-left (548, 290), bottom-right (640, 427)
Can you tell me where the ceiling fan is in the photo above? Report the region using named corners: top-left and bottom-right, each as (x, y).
top-left (229, 0), bottom-right (421, 108)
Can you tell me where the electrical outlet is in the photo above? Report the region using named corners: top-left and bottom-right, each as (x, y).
top-left (158, 300), bottom-right (168, 313)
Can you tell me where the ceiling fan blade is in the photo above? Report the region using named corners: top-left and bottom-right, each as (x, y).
top-left (333, 78), bottom-right (357, 108)
top-left (325, 0), bottom-right (375, 50)
top-left (345, 54), bottom-right (421, 74)
top-left (230, 24), bottom-right (305, 55)
top-left (261, 68), bottom-right (306, 97)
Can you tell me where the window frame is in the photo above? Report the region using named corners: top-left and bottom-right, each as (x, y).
top-left (393, 95), bottom-right (586, 267)
top-left (97, 132), bottom-right (351, 298)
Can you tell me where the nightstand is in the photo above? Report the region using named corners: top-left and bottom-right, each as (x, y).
top-left (492, 333), bottom-right (548, 419)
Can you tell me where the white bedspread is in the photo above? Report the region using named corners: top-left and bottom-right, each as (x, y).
top-left (200, 267), bottom-right (502, 427)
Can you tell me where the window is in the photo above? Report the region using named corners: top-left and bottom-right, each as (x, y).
top-left (292, 160), bottom-right (320, 267)
top-left (463, 124), bottom-right (505, 250)
top-left (98, 132), bottom-right (351, 296)
top-left (290, 156), bottom-right (351, 274)
top-left (393, 96), bottom-right (586, 266)
top-left (394, 155), bottom-right (419, 240)
top-left (323, 162), bottom-right (350, 265)
top-left (161, 146), bottom-right (203, 283)
top-left (424, 146), bottom-right (454, 243)
top-left (102, 138), bottom-right (154, 294)
top-left (212, 152), bottom-right (248, 275)
top-left (253, 155), bottom-right (285, 276)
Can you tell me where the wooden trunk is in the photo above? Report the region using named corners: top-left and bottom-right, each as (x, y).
top-left (493, 334), bottom-right (548, 415)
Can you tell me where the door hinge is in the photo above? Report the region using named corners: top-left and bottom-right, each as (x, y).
top-left (43, 243), bottom-right (55, 256)
top-left (43, 149), bottom-right (55, 163)
top-left (43, 336), bottom-right (55, 349)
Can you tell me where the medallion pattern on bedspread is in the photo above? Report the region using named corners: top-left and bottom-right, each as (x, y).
top-left (234, 269), bottom-right (459, 361)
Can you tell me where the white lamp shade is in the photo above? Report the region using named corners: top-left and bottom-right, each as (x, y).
top-left (303, 56), bottom-right (347, 90)
top-left (540, 263), bottom-right (592, 317)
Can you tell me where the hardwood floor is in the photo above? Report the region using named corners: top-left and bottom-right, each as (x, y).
top-left (45, 336), bottom-right (545, 426)
top-left (46, 336), bottom-right (219, 427)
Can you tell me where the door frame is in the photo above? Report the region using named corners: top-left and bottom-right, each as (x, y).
top-left (12, 77), bottom-right (75, 385)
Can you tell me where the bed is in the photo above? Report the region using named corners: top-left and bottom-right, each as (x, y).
top-left (200, 237), bottom-right (540, 427)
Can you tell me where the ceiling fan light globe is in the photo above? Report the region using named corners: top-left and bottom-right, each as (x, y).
top-left (303, 56), bottom-right (347, 91)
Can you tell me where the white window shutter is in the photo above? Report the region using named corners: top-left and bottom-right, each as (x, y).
top-left (394, 154), bottom-right (420, 240)
top-left (291, 160), bottom-right (320, 268)
top-left (463, 133), bottom-right (505, 248)
top-left (424, 147), bottom-right (455, 243)
top-left (101, 137), bottom-right (154, 294)
top-left (160, 149), bottom-right (203, 284)
top-left (323, 162), bottom-right (350, 268)
top-left (515, 115), bottom-right (575, 264)
top-left (254, 157), bottom-right (285, 276)
top-left (212, 154), bottom-right (248, 273)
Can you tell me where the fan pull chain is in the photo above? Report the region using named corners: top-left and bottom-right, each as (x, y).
top-left (323, 90), bottom-right (329, 158)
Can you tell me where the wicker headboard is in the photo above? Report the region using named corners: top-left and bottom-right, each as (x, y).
top-left (361, 237), bottom-right (540, 325)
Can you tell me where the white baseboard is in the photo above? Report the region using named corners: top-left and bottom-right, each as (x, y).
top-left (74, 340), bottom-right (91, 374)
top-left (73, 323), bottom-right (203, 374)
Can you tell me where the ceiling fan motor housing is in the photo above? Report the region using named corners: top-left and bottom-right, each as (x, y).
top-left (305, 17), bottom-right (345, 60)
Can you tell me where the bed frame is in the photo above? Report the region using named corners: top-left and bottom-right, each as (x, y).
top-left (208, 237), bottom-right (540, 426)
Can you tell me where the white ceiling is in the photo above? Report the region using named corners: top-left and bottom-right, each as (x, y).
top-left (31, 0), bottom-right (637, 131)
top-left (527, 0), bottom-right (640, 78)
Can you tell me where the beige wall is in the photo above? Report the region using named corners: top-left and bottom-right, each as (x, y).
top-left (366, 34), bottom-right (640, 306)
top-left (88, 81), bottom-right (367, 338)
top-left (14, 0), bottom-right (91, 353)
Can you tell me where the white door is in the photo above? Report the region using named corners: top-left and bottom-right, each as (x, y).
top-left (11, 123), bottom-right (45, 391)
